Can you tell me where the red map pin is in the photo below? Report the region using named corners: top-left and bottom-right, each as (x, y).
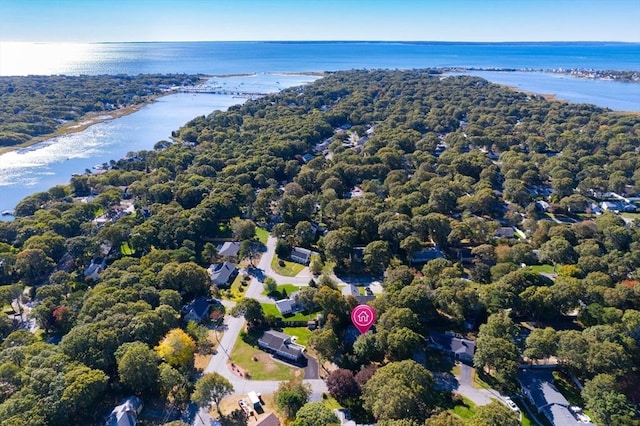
top-left (351, 304), bottom-right (376, 334)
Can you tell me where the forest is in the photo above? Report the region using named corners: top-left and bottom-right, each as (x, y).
top-left (0, 69), bottom-right (639, 425)
top-left (0, 74), bottom-right (203, 147)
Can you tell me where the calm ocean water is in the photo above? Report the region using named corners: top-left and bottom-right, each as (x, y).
top-left (0, 41), bottom-right (639, 215)
top-left (1, 41), bottom-right (639, 75)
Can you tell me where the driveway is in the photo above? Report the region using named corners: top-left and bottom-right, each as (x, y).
top-left (193, 277), bottom-right (327, 426)
top-left (303, 354), bottom-right (319, 380)
top-left (456, 363), bottom-right (494, 406)
top-left (435, 363), bottom-right (508, 407)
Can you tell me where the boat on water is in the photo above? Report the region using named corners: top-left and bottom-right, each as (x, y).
top-left (1, 210), bottom-right (14, 216)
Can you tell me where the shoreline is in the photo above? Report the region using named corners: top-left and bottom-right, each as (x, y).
top-left (0, 69), bottom-right (636, 157)
top-left (0, 92), bottom-right (173, 156)
top-left (0, 73), bottom-right (323, 156)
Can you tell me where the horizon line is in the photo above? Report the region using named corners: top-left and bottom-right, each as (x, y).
top-left (2, 39), bottom-right (639, 44)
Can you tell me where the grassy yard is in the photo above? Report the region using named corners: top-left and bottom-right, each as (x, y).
top-left (529, 264), bottom-right (555, 274)
top-left (94, 207), bottom-right (105, 217)
top-left (519, 405), bottom-right (534, 426)
top-left (451, 396), bottom-right (476, 419)
top-left (323, 396), bottom-right (342, 410)
top-left (227, 273), bottom-right (248, 301)
top-left (282, 327), bottom-right (313, 347)
top-left (256, 227), bottom-right (269, 245)
top-left (229, 333), bottom-right (303, 381)
top-left (622, 212), bottom-right (640, 222)
top-left (469, 367), bottom-right (493, 390)
top-left (262, 283), bottom-right (299, 299)
top-left (271, 257), bottom-right (305, 277)
top-left (261, 302), bottom-right (318, 321)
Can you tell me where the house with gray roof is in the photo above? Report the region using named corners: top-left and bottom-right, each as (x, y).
top-left (290, 247), bottom-right (312, 265)
top-left (410, 247), bottom-right (445, 265)
top-left (182, 297), bottom-right (218, 324)
top-left (275, 298), bottom-right (295, 316)
top-left (208, 261), bottom-right (237, 287)
top-left (428, 331), bottom-right (475, 364)
top-left (341, 284), bottom-right (376, 304)
top-left (257, 330), bottom-right (305, 362)
top-left (518, 369), bottom-right (594, 426)
top-left (217, 241), bottom-right (240, 258)
top-left (254, 412), bottom-right (281, 426)
top-left (105, 396), bottom-right (143, 426)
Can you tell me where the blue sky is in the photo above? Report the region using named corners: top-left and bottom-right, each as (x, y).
top-left (1, 0), bottom-right (639, 42)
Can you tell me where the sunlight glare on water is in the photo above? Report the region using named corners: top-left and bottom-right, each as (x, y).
top-left (0, 42), bottom-right (99, 75)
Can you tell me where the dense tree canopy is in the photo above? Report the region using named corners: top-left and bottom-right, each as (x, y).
top-left (1, 69), bottom-right (640, 423)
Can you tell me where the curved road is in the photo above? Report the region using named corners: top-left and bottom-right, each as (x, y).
top-left (193, 238), bottom-right (328, 426)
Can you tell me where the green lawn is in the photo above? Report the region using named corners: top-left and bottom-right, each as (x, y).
top-left (120, 241), bottom-right (134, 255)
top-left (94, 207), bottom-right (105, 217)
top-left (262, 283), bottom-right (299, 299)
top-left (451, 396), bottom-right (476, 419)
top-left (529, 264), bottom-right (555, 274)
top-left (271, 256), bottom-right (305, 277)
top-left (256, 227), bottom-right (269, 244)
top-left (283, 327), bottom-right (312, 347)
top-left (229, 333), bottom-right (303, 381)
top-left (514, 399), bottom-right (536, 426)
top-left (227, 274), bottom-right (247, 301)
top-left (261, 302), bottom-right (319, 321)
top-left (622, 212), bottom-right (640, 221)
top-left (323, 396), bottom-right (342, 410)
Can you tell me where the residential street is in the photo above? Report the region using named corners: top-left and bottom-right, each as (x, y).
top-left (192, 240), bottom-right (328, 426)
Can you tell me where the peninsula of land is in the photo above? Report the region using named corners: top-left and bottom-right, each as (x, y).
top-left (0, 74), bottom-right (206, 154)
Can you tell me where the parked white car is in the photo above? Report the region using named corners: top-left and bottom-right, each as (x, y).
top-left (504, 397), bottom-right (520, 412)
top-left (570, 406), bottom-right (592, 423)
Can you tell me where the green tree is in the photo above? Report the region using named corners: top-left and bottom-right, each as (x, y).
top-left (363, 240), bottom-right (391, 275)
top-left (238, 240), bottom-right (259, 266)
top-left (474, 335), bottom-right (518, 384)
top-left (582, 374), bottom-right (636, 426)
top-left (275, 378), bottom-right (311, 419)
top-left (322, 227), bottom-right (357, 270)
top-left (14, 249), bottom-right (55, 284)
top-left (159, 363), bottom-right (186, 404)
top-left (294, 221), bottom-right (316, 247)
top-left (191, 372), bottom-right (234, 416)
top-left (539, 237), bottom-right (577, 270)
top-left (353, 332), bottom-right (385, 364)
top-left (425, 412), bottom-right (464, 425)
top-left (361, 360), bottom-right (435, 422)
top-left (523, 327), bottom-right (558, 362)
top-left (384, 327), bottom-right (422, 361)
top-left (201, 242), bottom-right (218, 264)
top-left (308, 327), bottom-right (339, 361)
top-left (115, 342), bottom-right (160, 394)
top-left (468, 400), bottom-right (519, 426)
top-left (230, 298), bottom-right (265, 329)
top-left (556, 330), bottom-right (588, 373)
top-left (264, 277), bottom-right (278, 295)
top-left (60, 365), bottom-right (109, 421)
top-left (293, 401), bottom-right (340, 426)
top-left (230, 218), bottom-right (256, 241)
